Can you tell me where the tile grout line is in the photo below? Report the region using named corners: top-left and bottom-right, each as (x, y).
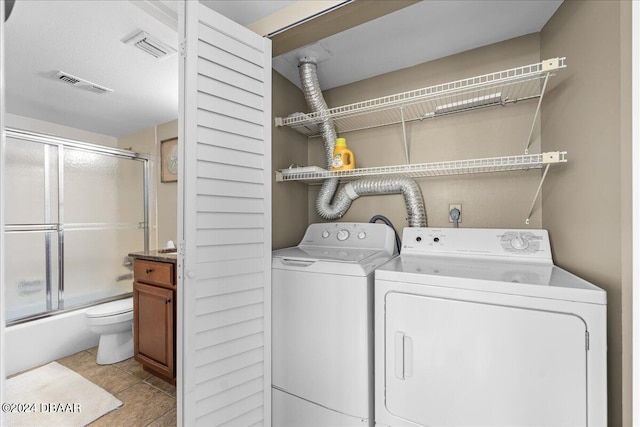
top-left (142, 406), bottom-right (176, 427)
top-left (142, 378), bottom-right (177, 398)
top-left (109, 361), bottom-right (176, 398)
top-left (109, 360), bottom-right (176, 399)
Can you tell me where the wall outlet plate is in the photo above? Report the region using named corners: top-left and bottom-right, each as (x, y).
top-left (449, 203), bottom-right (462, 223)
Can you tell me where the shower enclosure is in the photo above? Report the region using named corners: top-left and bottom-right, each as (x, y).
top-left (5, 128), bottom-right (149, 325)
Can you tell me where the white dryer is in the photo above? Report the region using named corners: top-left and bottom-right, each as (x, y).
top-left (272, 222), bottom-right (397, 427)
top-left (375, 227), bottom-right (607, 427)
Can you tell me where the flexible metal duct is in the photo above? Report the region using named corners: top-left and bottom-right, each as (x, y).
top-left (299, 58), bottom-right (427, 227)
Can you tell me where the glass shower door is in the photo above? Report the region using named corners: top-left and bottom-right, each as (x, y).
top-left (4, 130), bottom-right (149, 324)
top-left (4, 138), bottom-right (60, 320)
top-left (62, 148), bottom-right (146, 309)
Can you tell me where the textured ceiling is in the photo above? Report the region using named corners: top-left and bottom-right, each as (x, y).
top-left (4, 0), bottom-right (179, 138)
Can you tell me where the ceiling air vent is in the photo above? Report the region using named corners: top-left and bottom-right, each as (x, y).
top-left (54, 72), bottom-right (113, 95)
top-left (123, 30), bottom-right (176, 60)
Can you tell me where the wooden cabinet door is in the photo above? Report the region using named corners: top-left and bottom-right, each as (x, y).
top-left (133, 281), bottom-right (174, 379)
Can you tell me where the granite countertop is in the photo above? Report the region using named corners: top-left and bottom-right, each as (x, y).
top-left (129, 250), bottom-right (177, 264)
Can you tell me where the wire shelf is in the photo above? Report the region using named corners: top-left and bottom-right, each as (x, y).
top-left (275, 58), bottom-right (566, 137)
top-left (276, 152), bottom-right (567, 183)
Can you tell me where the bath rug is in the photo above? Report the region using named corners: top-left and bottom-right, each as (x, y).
top-left (5, 361), bottom-right (122, 426)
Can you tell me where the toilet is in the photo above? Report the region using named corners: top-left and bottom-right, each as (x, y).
top-left (85, 297), bottom-right (134, 365)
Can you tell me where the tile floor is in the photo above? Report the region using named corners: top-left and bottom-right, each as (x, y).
top-left (55, 347), bottom-right (177, 426)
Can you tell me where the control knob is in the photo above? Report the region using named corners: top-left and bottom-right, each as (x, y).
top-left (510, 235), bottom-right (529, 250)
top-left (358, 231), bottom-right (367, 240)
top-left (337, 229), bottom-right (350, 241)
top-left (321, 230), bottom-right (330, 239)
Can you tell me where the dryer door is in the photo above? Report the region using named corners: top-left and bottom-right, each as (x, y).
top-left (385, 292), bottom-right (587, 427)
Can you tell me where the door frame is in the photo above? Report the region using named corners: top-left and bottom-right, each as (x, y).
top-left (633, 1), bottom-right (639, 424)
top-left (0, 0), bottom-right (7, 423)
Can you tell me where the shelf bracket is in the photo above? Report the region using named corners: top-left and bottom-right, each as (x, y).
top-left (524, 72), bottom-right (551, 155)
top-left (400, 106), bottom-right (410, 163)
top-left (525, 163), bottom-right (551, 225)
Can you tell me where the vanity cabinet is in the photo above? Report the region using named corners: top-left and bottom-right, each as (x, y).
top-left (132, 257), bottom-right (176, 384)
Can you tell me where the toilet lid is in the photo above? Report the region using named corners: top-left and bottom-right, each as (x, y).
top-left (86, 298), bottom-right (133, 318)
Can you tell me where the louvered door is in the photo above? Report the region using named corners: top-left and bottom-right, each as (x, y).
top-left (178, 3), bottom-right (272, 426)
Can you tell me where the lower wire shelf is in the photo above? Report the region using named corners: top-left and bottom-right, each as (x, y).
top-left (276, 151), bottom-right (567, 183)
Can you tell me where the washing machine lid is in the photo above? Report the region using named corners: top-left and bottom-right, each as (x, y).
top-left (375, 255), bottom-right (606, 304)
top-left (274, 246), bottom-right (382, 263)
top-left (85, 298), bottom-right (133, 318)
top-left (272, 222), bottom-right (399, 276)
top-left (273, 246), bottom-right (394, 276)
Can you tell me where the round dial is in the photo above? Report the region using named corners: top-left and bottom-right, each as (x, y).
top-left (321, 230), bottom-right (330, 238)
top-left (510, 235), bottom-right (529, 250)
top-left (358, 231), bottom-right (367, 240)
top-left (337, 229), bottom-right (350, 241)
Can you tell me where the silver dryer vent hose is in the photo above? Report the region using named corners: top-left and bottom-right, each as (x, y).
top-left (299, 59), bottom-right (427, 227)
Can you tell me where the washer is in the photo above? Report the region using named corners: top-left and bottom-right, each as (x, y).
top-left (375, 227), bottom-right (607, 427)
top-left (272, 222), bottom-right (397, 427)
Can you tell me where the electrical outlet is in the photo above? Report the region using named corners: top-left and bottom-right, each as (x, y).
top-left (449, 204), bottom-right (462, 223)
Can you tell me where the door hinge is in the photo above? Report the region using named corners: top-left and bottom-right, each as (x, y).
top-left (180, 41), bottom-right (187, 57)
top-left (178, 241), bottom-right (186, 256)
top-left (585, 331), bottom-right (590, 351)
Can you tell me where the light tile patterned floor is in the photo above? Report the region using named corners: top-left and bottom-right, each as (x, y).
top-left (54, 347), bottom-right (177, 426)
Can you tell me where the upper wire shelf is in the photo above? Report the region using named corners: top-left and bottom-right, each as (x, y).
top-left (275, 57), bottom-right (566, 137)
top-left (276, 152), bottom-right (567, 183)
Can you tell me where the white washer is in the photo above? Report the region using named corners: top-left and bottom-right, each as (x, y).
top-left (272, 222), bottom-right (397, 427)
top-left (375, 227), bottom-right (607, 427)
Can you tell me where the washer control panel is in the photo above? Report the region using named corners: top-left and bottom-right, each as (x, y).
top-left (402, 227), bottom-right (552, 262)
top-left (301, 222), bottom-right (396, 251)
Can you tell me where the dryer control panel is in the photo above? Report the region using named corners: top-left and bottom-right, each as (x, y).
top-left (402, 227), bottom-right (552, 263)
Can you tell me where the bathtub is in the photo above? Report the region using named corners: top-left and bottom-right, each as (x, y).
top-left (6, 307), bottom-right (99, 376)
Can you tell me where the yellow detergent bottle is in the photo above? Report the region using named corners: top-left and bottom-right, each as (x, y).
top-left (331, 138), bottom-right (355, 170)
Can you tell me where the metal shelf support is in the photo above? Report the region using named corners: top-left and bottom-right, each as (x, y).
top-left (524, 71), bottom-right (550, 154)
top-left (525, 163), bottom-right (551, 225)
top-left (400, 106), bottom-right (410, 163)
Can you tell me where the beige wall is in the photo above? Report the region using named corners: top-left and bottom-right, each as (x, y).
top-left (118, 119), bottom-right (178, 250)
top-left (156, 120), bottom-right (178, 247)
top-left (540, 1), bottom-right (632, 425)
top-left (307, 34), bottom-right (543, 233)
top-left (272, 71), bottom-right (309, 249)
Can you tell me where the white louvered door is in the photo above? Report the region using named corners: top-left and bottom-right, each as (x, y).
top-left (178, 2), bottom-right (272, 426)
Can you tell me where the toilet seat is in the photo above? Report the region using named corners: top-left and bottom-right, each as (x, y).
top-left (86, 298), bottom-right (133, 318)
top-left (86, 310), bottom-right (133, 327)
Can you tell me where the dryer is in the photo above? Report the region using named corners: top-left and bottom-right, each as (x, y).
top-left (273, 222), bottom-right (397, 426)
top-left (375, 227), bottom-right (607, 427)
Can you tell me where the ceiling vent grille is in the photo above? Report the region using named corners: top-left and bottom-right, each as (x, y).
top-left (54, 72), bottom-right (113, 95)
top-left (123, 30), bottom-right (176, 60)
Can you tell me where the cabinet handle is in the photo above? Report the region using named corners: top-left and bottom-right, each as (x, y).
top-left (145, 268), bottom-right (153, 274)
top-left (165, 298), bottom-right (171, 304)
